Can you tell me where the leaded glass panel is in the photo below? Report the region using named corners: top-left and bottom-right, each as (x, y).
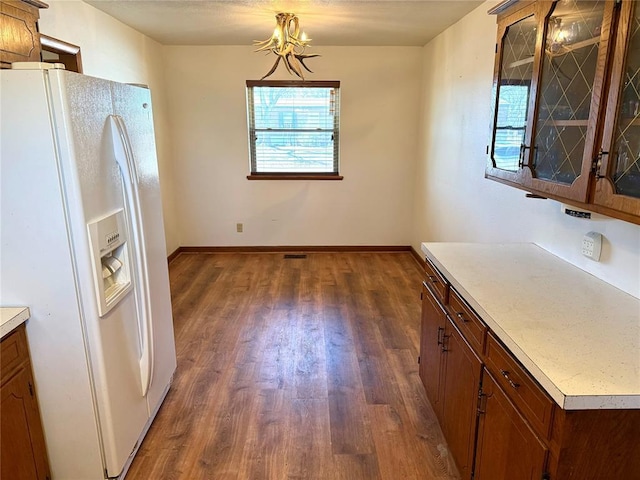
top-left (492, 14), bottom-right (537, 172)
top-left (610, 5), bottom-right (640, 198)
top-left (533, 0), bottom-right (605, 184)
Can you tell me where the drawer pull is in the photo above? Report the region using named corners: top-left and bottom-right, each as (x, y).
top-left (437, 326), bottom-right (445, 345)
top-left (500, 369), bottom-right (520, 389)
top-left (428, 275), bottom-right (439, 283)
top-left (456, 312), bottom-right (468, 323)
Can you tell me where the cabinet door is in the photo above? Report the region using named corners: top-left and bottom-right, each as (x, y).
top-left (1, 367), bottom-right (50, 480)
top-left (440, 320), bottom-right (482, 480)
top-left (593, 0), bottom-right (640, 217)
top-left (524, 0), bottom-right (616, 202)
top-left (419, 282), bottom-right (446, 420)
top-left (475, 370), bottom-right (548, 480)
top-left (0, 1), bottom-right (42, 68)
top-left (488, 3), bottom-right (541, 185)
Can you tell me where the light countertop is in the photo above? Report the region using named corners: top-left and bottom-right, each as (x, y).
top-left (1, 307), bottom-right (30, 339)
top-left (421, 242), bottom-right (640, 410)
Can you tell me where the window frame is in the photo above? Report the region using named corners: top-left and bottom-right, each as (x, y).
top-left (246, 80), bottom-right (342, 180)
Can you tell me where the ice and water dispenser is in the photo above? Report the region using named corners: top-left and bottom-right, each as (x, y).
top-left (87, 209), bottom-right (133, 316)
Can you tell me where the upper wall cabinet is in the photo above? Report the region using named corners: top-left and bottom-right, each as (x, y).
top-left (593, 0), bottom-right (640, 216)
top-left (488, 0), bottom-right (640, 224)
top-left (0, 0), bottom-right (48, 68)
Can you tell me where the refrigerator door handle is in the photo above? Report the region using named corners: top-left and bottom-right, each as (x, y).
top-left (108, 115), bottom-right (154, 397)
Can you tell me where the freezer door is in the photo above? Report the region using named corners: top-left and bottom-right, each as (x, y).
top-left (111, 82), bottom-right (177, 414)
top-left (0, 68), bottom-right (105, 480)
top-left (47, 70), bottom-right (150, 477)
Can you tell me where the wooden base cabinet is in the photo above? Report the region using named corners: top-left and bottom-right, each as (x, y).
top-left (0, 324), bottom-right (50, 480)
top-left (419, 262), bottom-right (483, 480)
top-left (419, 254), bottom-right (640, 480)
top-left (419, 282), bottom-right (446, 419)
top-left (475, 370), bottom-right (548, 480)
top-left (439, 322), bottom-right (482, 480)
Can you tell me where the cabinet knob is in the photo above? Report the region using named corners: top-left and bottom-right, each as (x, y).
top-left (428, 275), bottom-right (439, 283)
top-left (456, 312), bottom-right (468, 323)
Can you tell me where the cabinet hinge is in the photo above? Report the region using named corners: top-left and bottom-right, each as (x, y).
top-left (477, 389), bottom-right (487, 416)
top-left (495, 43), bottom-right (498, 54)
top-left (420, 290), bottom-right (423, 300)
top-left (486, 145), bottom-right (489, 155)
top-left (593, 150), bottom-right (608, 179)
top-left (28, 381), bottom-right (34, 397)
top-left (417, 356), bottom-right (421, 365)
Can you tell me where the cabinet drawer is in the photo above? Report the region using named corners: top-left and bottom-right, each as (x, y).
top-left (448, 288), bottom-right (486, 355)
top-left (1, 324), bottom-right (29, 381)
top-left (485, 333), bottom-right (554, 439)
top-left (424, 257), bottom-right (448, 303)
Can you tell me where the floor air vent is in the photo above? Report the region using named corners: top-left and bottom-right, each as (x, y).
top-left (283, 254), bottom-right (307, 259)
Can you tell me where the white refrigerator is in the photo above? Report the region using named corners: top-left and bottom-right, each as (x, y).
top-left (0, 63), bottom-right (177, 479)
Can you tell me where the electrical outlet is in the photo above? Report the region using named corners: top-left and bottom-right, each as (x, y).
top-left (236, 223), bottom-right (243, 233)
top-left (581, 231), bottom-right (602, 261)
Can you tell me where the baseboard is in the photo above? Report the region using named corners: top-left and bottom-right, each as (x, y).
top-left (167, 247), bottom-right (182, 264)
top-left (178, 245), bottom-right (413, 254)
top-left (410, 246), bottom-right (426, 268)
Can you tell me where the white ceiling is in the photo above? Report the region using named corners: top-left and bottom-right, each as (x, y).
top-left (84, 0), bottom-right (485, 46)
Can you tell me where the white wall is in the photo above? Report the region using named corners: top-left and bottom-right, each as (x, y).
top-left (413, 1), bottom-right (640, 298)
top-left (37, 0), bottom-right (180, 255)
top-left (163, 46), bottom-right (421, 246)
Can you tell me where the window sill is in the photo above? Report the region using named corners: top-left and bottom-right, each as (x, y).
top-left (247, 174), bottom-right (344, 181)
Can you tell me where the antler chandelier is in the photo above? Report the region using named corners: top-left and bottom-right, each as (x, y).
top-left (254, 13), bottom-right (320, 80)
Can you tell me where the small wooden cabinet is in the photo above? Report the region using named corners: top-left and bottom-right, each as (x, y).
top-left (1, 323), bottom-right (50, 480)
top-left (0, 0), bottom-right (48, 69)
top-left (487, 0), bottom-right (640, 224)
top-left (474, 370), bottom-right (548, 480)
top-left (438, 321), bottom-right (482, 480)
top-left (418, 281), bottom-right (446, 417)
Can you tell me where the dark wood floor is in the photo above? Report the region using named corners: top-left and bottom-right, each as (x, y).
top-left (126, 252), bottom-right (459, 479)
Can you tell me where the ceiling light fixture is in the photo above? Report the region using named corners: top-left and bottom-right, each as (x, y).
top-left (254, 13), bottom-right (320, 80)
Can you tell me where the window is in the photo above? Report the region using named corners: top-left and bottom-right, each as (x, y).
top-left (246, 80), bottom-right (341, 179)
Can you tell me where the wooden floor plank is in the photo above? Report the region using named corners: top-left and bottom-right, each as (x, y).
top-left (125, 252), bottom-right (459, 479)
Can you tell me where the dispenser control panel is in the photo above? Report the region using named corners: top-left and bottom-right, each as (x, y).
top-left (87, 209), bottom-right (133, 316)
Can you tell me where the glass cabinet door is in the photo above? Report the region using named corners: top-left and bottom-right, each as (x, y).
top-left (488, 4), bottom-right (540, 184)
top-left (594, 0), bottom-right (640, 217)
top-left (526, 0), bottom-right (615, 202)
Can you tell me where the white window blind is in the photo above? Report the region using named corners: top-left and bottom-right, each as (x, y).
top-left (246, 80), bottom-right (340, 175)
